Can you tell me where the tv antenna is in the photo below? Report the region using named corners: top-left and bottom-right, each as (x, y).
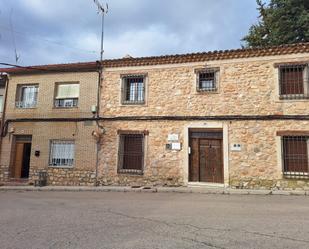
top-left (9, 9), bottom-right (20, 64)
top-left (93, 0), bottom-right (108, 63)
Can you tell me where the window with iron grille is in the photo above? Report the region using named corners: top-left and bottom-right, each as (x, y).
top-left (279, 64), bottom-right (309, 99)
top-left (281, 136), bottom-right (309, 177)
top-left (118, 133), bottom-right (144, 174)
top-left (196, 68), bottom-right (219, 92)
top-left (121, 75), bottom-right (145, 104)
top-left (54, 82), bottom-right (79, 108)
top-left (15, 85), bottom-right (39, 108)
top-left (49, 140), bottom-right (75, 167)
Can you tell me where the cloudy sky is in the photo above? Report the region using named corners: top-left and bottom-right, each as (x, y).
top-left (0, 0), bottom-right (260, 67)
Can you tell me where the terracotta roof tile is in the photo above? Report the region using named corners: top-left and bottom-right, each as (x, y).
top-left (1, 42), bottom-right (309, 74)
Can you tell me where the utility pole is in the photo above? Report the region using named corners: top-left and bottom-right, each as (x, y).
top-left (93, 0), bottom-right (108, 117)
top-left (93, 0), bottom-right (108, 64)
top-left (92, 0), bottom-right (108, 187)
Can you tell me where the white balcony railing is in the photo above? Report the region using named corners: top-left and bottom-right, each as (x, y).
top-left (15, 101), bottom-right (37, 108)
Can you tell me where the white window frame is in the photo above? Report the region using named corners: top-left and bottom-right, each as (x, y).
top-left (278, 64), bottom-right (309, 99)
top-left (49, 140), bottom-right (75, 168)
top-left (54, 82), bottom-right (79, 108)
top-left (121, 75), bottom-right (146, 105)
top-left (195, 68), bottom-right (220, 93)
top-left (0, 95), bottom-right (3, 112)
top-left (15, 85), bottom-right (39, 109)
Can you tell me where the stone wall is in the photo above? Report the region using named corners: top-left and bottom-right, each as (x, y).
top-left (98, 53), bottom-right (309, 189)
top-left (98, 121), bottom-right (185, 187)
top-left (98, 120), bottom-right (309, 190)
top-left (101, 53), bottom-right (309, 117)
top-left (31, 168), bottom-right (96, 186)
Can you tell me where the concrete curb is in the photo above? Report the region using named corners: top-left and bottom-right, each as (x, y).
top-left (0, 186), bottom-right (308, 196)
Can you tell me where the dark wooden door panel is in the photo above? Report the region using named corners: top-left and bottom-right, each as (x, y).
top-left (189, 131), bottom-right (224, 183)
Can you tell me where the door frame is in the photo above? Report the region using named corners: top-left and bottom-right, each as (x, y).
top-left (184, 122), bottom-right (229, 187)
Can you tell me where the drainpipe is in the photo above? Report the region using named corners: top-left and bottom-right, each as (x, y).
top-left (0, 73), bottom-right (9, 174)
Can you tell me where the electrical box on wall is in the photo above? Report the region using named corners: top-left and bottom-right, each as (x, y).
top-left (231, 143), bottom-right (242, 151)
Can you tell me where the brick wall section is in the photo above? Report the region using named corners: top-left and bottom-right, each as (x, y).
top-left (0, 72), bottom-right (98, 185)
top-left (5, 72), bottom-right (98, 119)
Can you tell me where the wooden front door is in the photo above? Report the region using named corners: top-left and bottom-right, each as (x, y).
top-left (189, 130), bottom-right (224, 183)
top-left (11, 136), bottom-right (32, 179)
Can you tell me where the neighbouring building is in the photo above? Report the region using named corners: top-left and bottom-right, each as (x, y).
top-left (0, 42), bottom-right (309, 190)
top-left (0, 75), bottom-right (7, 120)
top-left (0, 63), bottom-right (100, 185)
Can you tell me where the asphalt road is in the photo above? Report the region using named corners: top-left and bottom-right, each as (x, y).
top-left (0, 191), bottom-right (309, 249)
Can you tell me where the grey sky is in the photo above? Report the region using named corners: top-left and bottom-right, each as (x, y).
top-left (0, 0), bottom-right (259, 66)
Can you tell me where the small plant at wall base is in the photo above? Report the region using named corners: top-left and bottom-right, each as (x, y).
top-left (242, 0), bottom-right (309, 48)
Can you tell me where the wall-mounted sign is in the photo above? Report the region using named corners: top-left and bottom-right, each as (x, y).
top-left (171, 142), bottom-right (181, 151)
top-left (168, 134), bottom-right (179, 142)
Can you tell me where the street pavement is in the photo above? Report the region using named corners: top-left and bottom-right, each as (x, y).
top-left (0, 191), bottom-right (309, 249)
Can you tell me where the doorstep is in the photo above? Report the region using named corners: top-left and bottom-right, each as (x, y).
top-left (0, 185), bottom-right (308, 196)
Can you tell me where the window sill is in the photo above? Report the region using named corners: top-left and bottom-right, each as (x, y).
top-left (52, 106), bottom-right (79, 109)
top-left (276, 98), bottom-right (309, 103)
top-left (48, 165), bottom-right (74, 169)
top-left (196, 89), bottom-right (219, 94)
top-left (118, 169), bottom-right (143, 175)
top-left (15, 107), bottom-right (37, 110)
top-left (121, 102), bottom-right (145, 106)
top-left (283, 172), bottom-right (309, 179)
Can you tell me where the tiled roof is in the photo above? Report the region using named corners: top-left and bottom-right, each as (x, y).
top-left (1, 42), bottom-right (309, 74)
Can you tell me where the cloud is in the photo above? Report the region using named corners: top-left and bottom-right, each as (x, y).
top-left (0, 0), bottom-right (259, 66)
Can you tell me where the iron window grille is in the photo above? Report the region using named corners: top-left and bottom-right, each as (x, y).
top-left (196, 68), bottom-right (219, 92)
top-left (118, 133), bottom-right (145, 174)
top-left (279, 64), bottom-right (309, 100)
top-left (15, 85), bottom-right (39, 108)
top-left (49, 140), bottom-right (75, 167)
top-left (121, 75), bottom-right (145, 105)
top-left (54, 98), bottom-right (78, 108)
top-left (54, 83), bottom-right (79, 108)
top-left (281, 136), bottom-right (309, 178)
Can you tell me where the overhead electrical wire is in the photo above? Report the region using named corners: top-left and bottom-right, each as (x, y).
top-left (0, 24), bottom-right (99, 55)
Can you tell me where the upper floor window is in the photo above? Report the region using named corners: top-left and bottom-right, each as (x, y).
top-left (15, 85), bottom-right (39, 108)
top-left (54, 82), bottom-right (79, 108)
top-left (195, 68), bottom-right (219, 92)
top-left (121, 75), bottom-right (145, 105)
top-left (0, 95), bottom-right (3, 112)
top-left (279, 64), bottom-right (309, 99)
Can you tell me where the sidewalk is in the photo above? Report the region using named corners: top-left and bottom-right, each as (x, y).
top-left (0, 185), bottom-right (308, 196)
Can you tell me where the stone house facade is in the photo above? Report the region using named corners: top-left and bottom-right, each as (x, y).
top-left (0, 43), bottom-right (309, 189)
top-left (98, 43), bottom-right (309, 189)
